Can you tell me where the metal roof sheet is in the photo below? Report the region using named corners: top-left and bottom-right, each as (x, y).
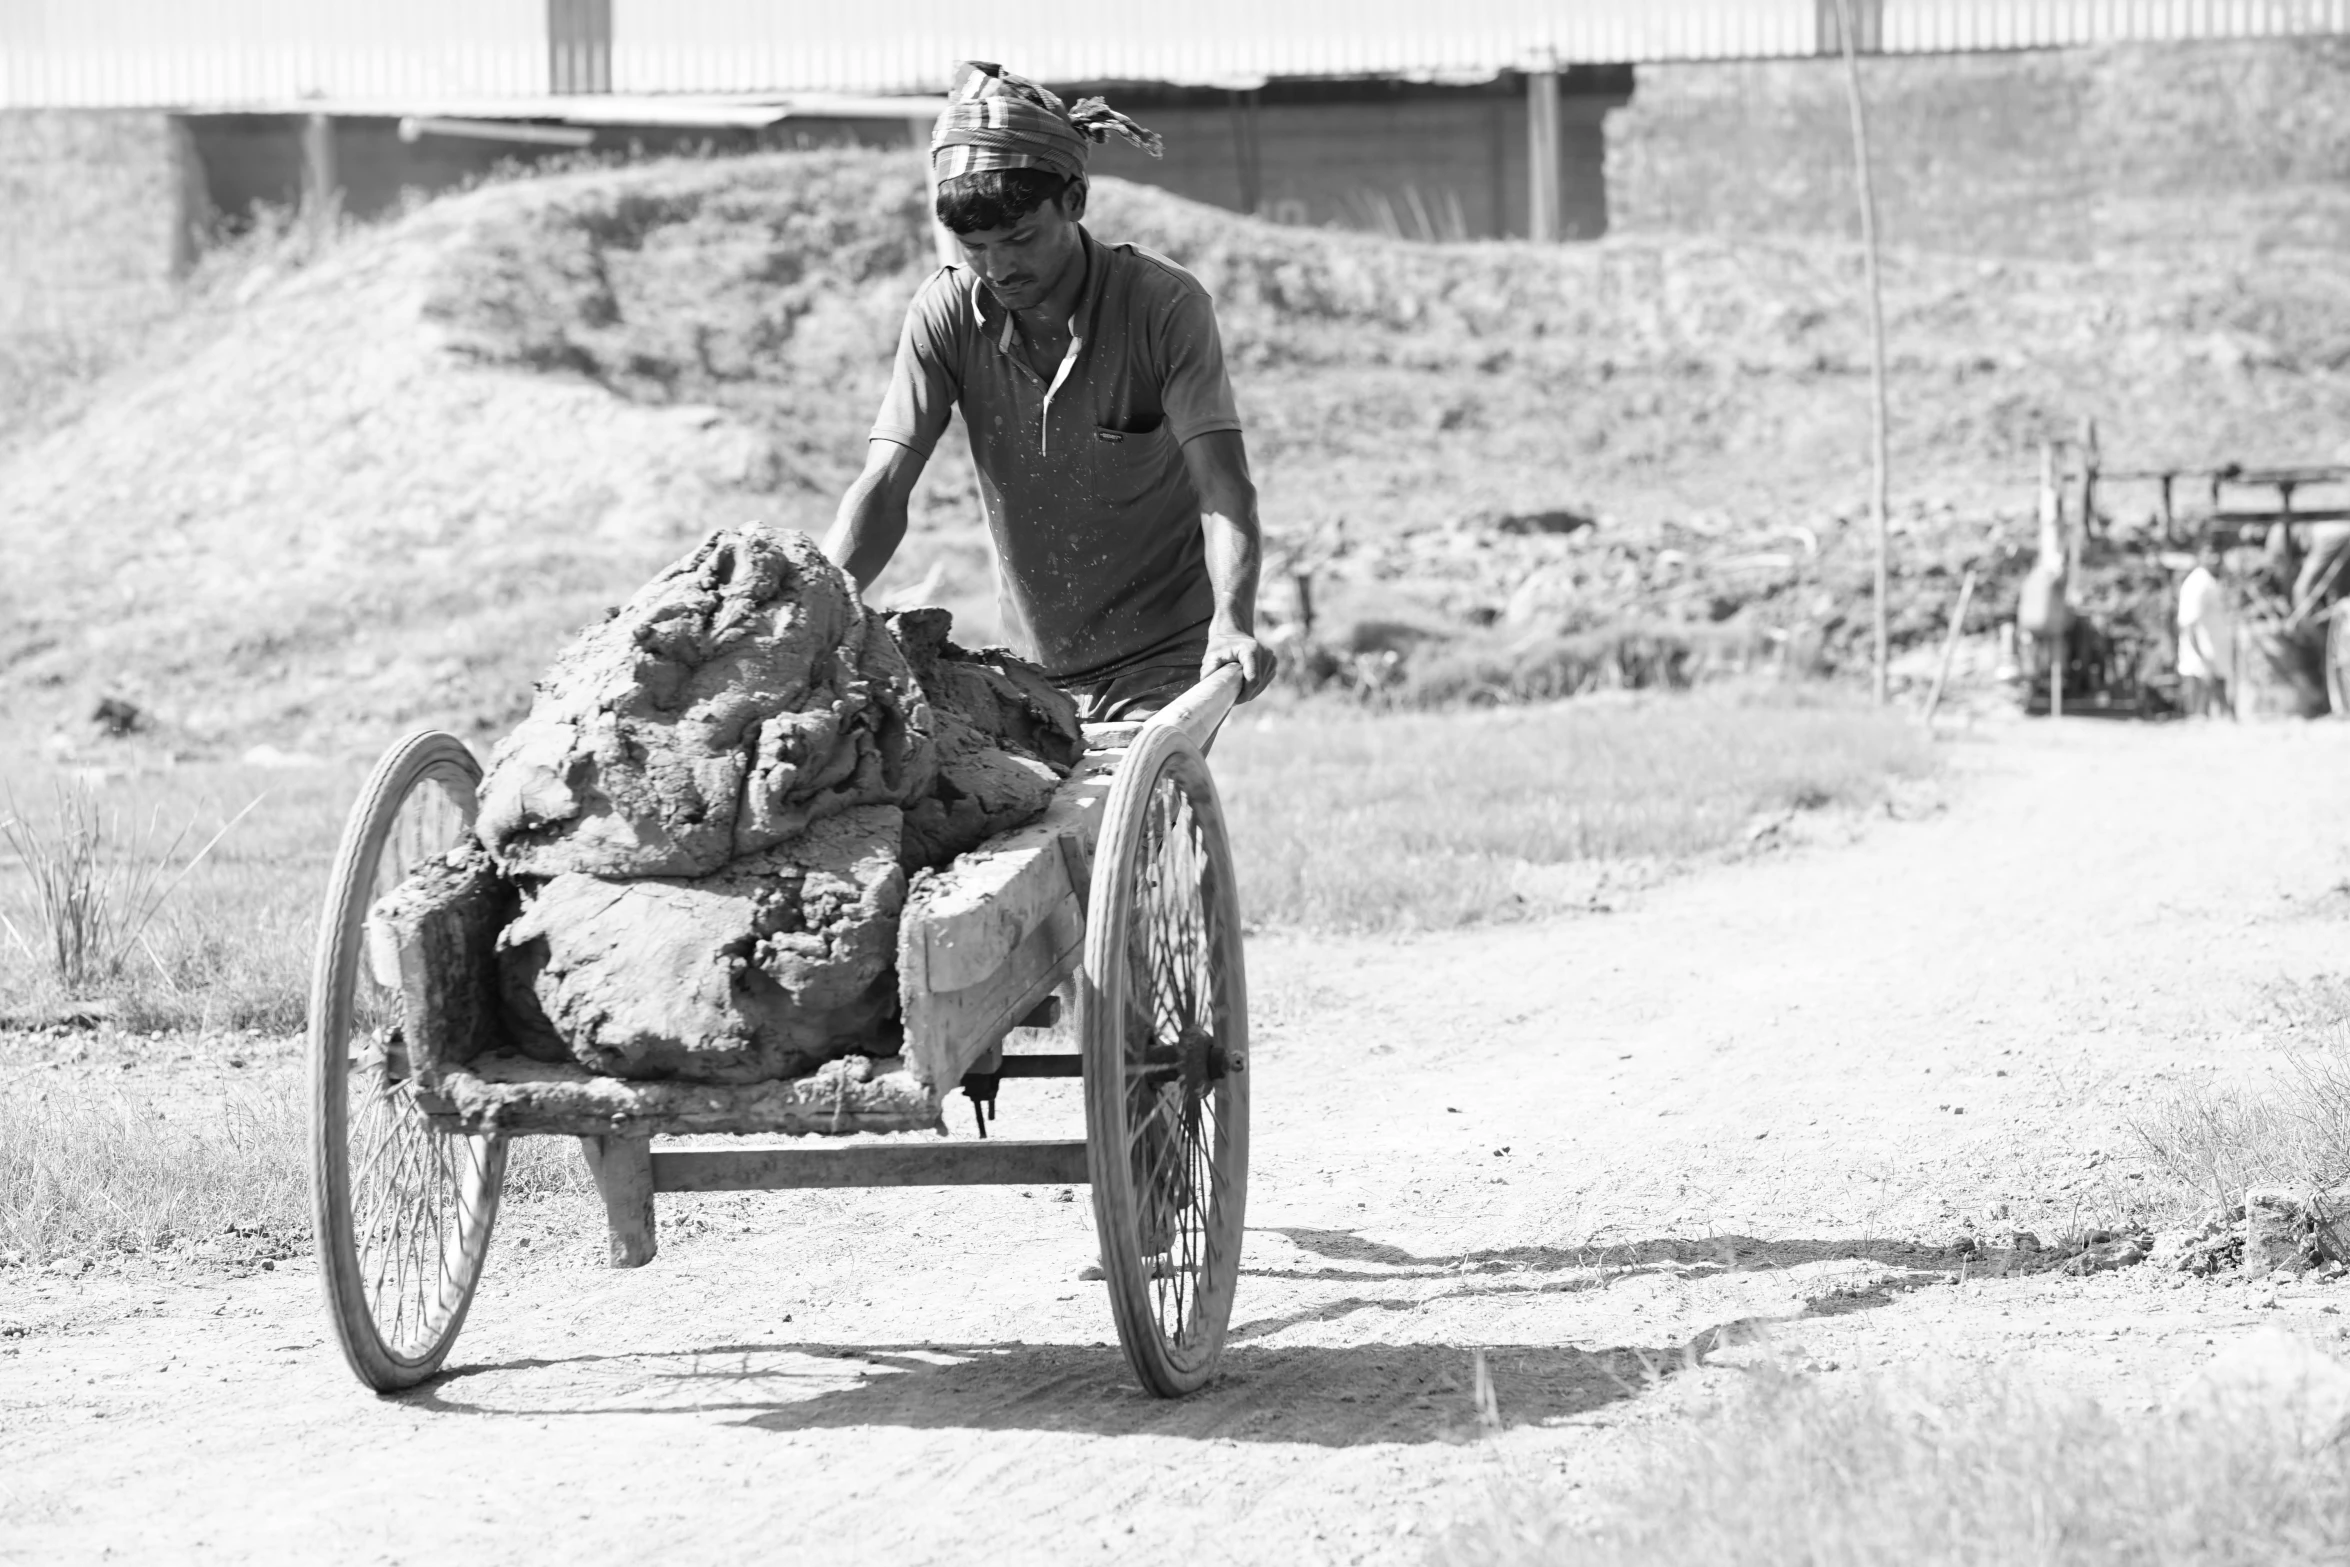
top-left (5, 0), bottom-right (2349, 109)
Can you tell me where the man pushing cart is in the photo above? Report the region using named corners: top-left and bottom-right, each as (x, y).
top-left (306, 68), bottom-right (1275, 1402)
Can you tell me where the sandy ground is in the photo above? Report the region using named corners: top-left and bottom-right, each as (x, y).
top-left (4, 714), bottom-right (2349, 1564)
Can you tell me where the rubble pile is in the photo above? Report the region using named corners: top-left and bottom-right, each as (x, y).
top-left (2165, 1188), bottom-right (2350, 1279)
top-left (471, 523), bottom-right (1081, 1083)
top-left (1265, 504), bottom-right (2042, 703)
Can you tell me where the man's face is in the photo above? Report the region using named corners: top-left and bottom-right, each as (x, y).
top-left (954, 192), bottom-right (1082, 314)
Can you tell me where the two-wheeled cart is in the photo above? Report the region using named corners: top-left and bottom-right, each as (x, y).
top-left (305, 669), bottom-right (1249, 1398)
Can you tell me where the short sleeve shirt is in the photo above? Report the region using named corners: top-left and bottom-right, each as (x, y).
top-left (870, 229), bottom-right (1244, 683)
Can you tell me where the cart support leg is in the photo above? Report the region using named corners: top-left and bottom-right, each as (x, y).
top-left (581, 1135), bottom-right (657, 1268)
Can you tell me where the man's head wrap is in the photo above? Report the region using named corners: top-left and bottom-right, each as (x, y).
top-left (930, 61), bottom-right (1164, 185)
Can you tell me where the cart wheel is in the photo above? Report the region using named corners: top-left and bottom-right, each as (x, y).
top-left (1081, 723), bottom-right (1250, 1397)
top-left (308, 731), bottom-right (507, 1392)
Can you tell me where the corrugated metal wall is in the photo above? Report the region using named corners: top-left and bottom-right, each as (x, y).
top-left (1879, 0), bottom-right (2350, 50)
top-left (0, 0), bottom-right (542, 107)
top-left (603, 1), bottom-right (1819, 94)
top-left (4, 0), bottom-right (2348, 108)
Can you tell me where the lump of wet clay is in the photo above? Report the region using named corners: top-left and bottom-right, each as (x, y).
top-left (886, 607), bottom-right (1085, 870)
top-left (475, 524), bottom-right (934, 879)
top-left (497, 805), bottom-right (907, 1083)
top-left (452, 525), bottom-right (1085, 1083)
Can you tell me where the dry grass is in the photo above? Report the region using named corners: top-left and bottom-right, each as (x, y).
top-left (2134, 983), bottom-right (2350, 1214)
top-left (1213, 687), bottom-right (1936, 933)
top-left (0, 785), bottom-right (255, 996)
top-left (1445, 1365), bottom-right (2350, 1566)
top-left (0, 1081), bottom-right (306, 1264)
top-left (0, 754), bottom-right (354, 1033)
top-left (0, 1070), bottom-right (590, 1267)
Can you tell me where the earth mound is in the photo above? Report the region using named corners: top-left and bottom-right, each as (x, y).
top-left (4, 145), bottom-right (2348, 740)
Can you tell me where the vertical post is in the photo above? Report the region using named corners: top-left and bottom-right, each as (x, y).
top-left (1921, 568), bottom-right (1977, 726)
top-left (581, 1135), bottom-right (657, 1267)
top-left (2159, 473), bottom-right (2176, 544)
top-left (300, 111), bottom-right (337, 246)
top-left (547, 0), bottom-right (612, 94)
top-left (2049, 434), bottom-right (2068, 718)
top-left (2077, 416), bottom-right (2100, 548)
top-left (1527, 63), bottom-right (1561, 243)
top-left (925, 150), bottom-right (959, 270)
top-left (2050, 629), bottom-right (2064, 720)
top-left (1833, 0), bottom-right (1893, 705)
top-left (909, 98), bottom-right (961, 271)
top-left (1227, 88), bottom-right (1263, 216)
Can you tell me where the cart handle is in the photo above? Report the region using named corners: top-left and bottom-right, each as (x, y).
top-left (1144, 664), bottom-right (1244, 753)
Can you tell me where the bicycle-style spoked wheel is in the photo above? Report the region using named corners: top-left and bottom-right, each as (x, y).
top-left (308, 731), bottom-right (507, 1391)
top-left (1081, 723), bottom-right (1251, 1397)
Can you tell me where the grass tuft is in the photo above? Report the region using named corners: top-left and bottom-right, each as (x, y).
top-left (2135, 986), bottom-right (2350, 1213)
top-left (1443, 1365), bottom-right (2350, 1566)
top-left (0, 786), bottom-right (255, 998)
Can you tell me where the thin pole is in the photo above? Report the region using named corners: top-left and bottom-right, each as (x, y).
top-left (1835, 0), bottom-right (1893, 705)
top-left (1527, 60), bottom-right (1562, 242)
top-left (1921, 568), bottom-right (1977, 726)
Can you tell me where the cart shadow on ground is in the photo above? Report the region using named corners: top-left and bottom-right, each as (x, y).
top-left (1256, 1227), bottom-right (1961, 1285)
top-left (406, 1338), bottom-right (1701, 1444)
top-left (400, 1231), bottom-right (1955, 1445)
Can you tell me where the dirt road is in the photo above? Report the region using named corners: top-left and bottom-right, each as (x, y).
top-left (5, 717), bottom-right (2348, 1564)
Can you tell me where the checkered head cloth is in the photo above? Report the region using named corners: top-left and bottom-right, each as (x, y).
top-left (930, 61), bottom-right (1164, 184)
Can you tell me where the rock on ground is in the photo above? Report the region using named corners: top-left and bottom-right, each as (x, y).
top-left (475, 524), bottom-right (934, 880)
top-left (498, 805), bottom-right (907, 1083)
top-left (887, 608), bottom-right (1085, 870)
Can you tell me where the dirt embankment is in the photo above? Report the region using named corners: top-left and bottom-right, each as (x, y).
top-left (3, 148), bottom-right (2347, 744)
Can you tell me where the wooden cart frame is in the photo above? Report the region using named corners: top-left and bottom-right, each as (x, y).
top-left (307, 669), bottom-right (1249, 1399)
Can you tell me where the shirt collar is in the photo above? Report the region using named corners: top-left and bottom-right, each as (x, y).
top-left (968, 226), bottom-right (1104, 354)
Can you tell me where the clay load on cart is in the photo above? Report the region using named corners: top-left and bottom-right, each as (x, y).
top-left (369, 523), bottom-right (1095, 1133)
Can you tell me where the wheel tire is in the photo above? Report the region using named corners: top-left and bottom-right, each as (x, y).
top-left (1080, 724), bottom-right (1251, 1398)
top-left (309, 731), bottom-right (507, 1392)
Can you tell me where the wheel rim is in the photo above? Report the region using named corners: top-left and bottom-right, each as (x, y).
top-left (1115, 756), bottom-right (1243, 1375)
top-left (328, 758), bottom-right (501, 1367)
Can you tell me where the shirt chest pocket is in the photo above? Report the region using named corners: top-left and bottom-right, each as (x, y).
top-left (1078, 422), bottom-right (1178, 510)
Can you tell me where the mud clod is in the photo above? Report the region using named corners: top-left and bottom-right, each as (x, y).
top-left (499, 804), bottom-right (907, 1084)
top-left (476, 525), bottom-right (934, 880)
top-left (887, 607), bottom-right (1084, 868)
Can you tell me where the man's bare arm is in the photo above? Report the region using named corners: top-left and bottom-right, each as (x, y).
top-left (823, 440), bottom-right (929, 592)
top-left (1182, 429), bottom-right (1277, 701)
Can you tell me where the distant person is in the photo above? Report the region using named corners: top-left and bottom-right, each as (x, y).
top-left (2177, 540), bottom-right (2236, 718)
top-left (824, 61), bottom-right (1275, 720)
top-left (2016, 482), bottom-right (2069, 703)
